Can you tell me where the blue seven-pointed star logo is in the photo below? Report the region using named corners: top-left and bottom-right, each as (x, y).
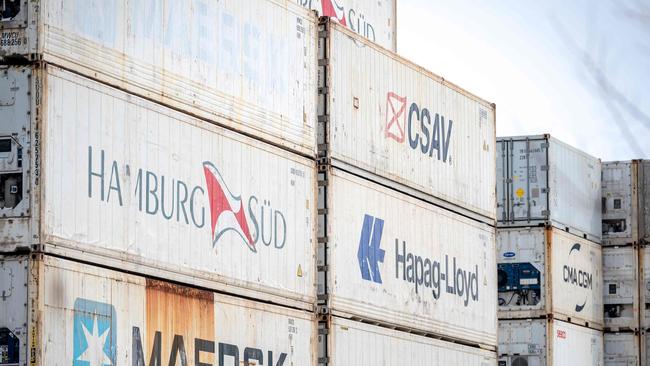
top-left (357, 214), bottom-right (386, 284)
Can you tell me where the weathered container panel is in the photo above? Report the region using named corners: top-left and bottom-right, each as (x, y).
top-left (0, 0), bottom-right (318, 156)
top-left (603, 246), bottom-right (640, 331)
top-left (640, 161), bottom-right (650, 244)
top-left (641, 245), bottom-right (650, 330)
top-left (0, 254), bottom-right (316, 366)
top-left (604, 332), bottom-right (640, 366)
top-left (323, 168), bottom-right (497, 348)
top-left (0, 65), bottom-right (316, 309)
top-left (320, 20), bottom-right (496, 223)
top-left (602, 161), bottom-right (639, 246)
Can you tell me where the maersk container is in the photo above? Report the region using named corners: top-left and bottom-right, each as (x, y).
top-left (317, 18), bottom-right (496, 224)
top-left (497, 227), bottom-right (604, 329)
top-left (497, 134), bottom-right (602, 241)
top-left (602, 161), bottom-right (640, 246)
top-left (640, 161), bottom-right (650, 244)
top-left (0, 254), bottom-right (316, 366)
top-left (604, 332), bottom-right (640, 366)
top-left (603, 246), bottom-right (640, 332)
top-left (324, 317), bottom-right (497, 365)
top-left (317, 167), bottom-right (497, 348)
top-left (298, 0), bottom-right (396, 51)
top-left (498, 318), bottom-right (604, 366)
top-left (0, 0), bottom-right (318, 156)
top-left (0, 64), bottom-right (316, 310)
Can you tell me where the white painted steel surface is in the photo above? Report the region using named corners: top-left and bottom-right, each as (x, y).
top-left (321, 20), bottom-right (496, 223)
top-left (327, 317), bottom-right (497, 365)
top-left (642, 246), bottom-right (650, 330)
top-left (498, 318), bottom-right (604, 366)
top-left (604, 332), bottom-right (640, 366)
top-left (497, 135), bottom-right (602, 241)
top-left (0, 65), bottom-right (316, 310)
top-left (298, 0), bottom-right (396, 50)
top-left (0, 254), bottom-right (316, 366)
top-left (603, 246), bottom-right (640, 331)
top-left (0, 0), bottom-right (318, 156)
top-left (602, 161), bottom-right (639, 246)
top-left (497, 227), bottom-right (604, 328)
top-left (640, 161), bottom-right (650, 244)
top-left (323, 168), bottom-right (497, 348)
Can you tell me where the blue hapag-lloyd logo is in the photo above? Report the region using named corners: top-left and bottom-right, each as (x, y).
top-left (357, 214), bottom-right (386, 284)
top-left (73, 298), bottom-right (117, 366)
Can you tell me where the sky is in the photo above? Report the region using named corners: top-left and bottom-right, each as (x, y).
top-left (397, 0), bottom-right (650, 160)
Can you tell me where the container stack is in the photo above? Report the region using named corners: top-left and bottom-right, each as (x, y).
top-left (496, 135), bottom-right (605, 365)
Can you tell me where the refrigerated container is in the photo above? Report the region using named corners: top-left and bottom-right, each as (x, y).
top-left (602, 161), bottom-right (640, 246)
top-left (498, 318), bottom-right (604, 366)
top-left (0, 254), bottom-right (316, 366)
top-left (641, 245), bottom-right (650, 330)
top-left (604, 332), bottom-right (640, 366)
top-left (0, 64), bottom-right (316, 310)
top-left (497, 226), bottom-right (604, 329)
top-left (640, 161), bottom-right (650, 244)
top-left (0, 0), bottom-right (318, 156)
top-left (603, 246), bottom-right (640, 331)
top-left (497, 135), bottom-right (602, 241)
top-left (317, 167), bottom-right (497, 349)
top-left (317, 18), bottom-right (496, 224)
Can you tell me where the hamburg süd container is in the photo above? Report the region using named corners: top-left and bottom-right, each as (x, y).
top-left (497, 226), bottom-right (604, 329)
top-left (602, 161), bottom-right (640, 246)
top-left (318, 18), bottom-right (496, 224)
top-left (498, 318), bottom-right (604, 366)
top-left (603, 246), bottom-right (640, 332)
top-left (497, 134), bottom-right (602, 241)
top-left (0, 64), bottom-right (316, 310)
top-left (0, 254), bottom-right (316, 366)
top-left (0, 0), bottom-right (318, 156)
top-left (318, 167), bottom-right (497, 349)
top-left (604, 332), bottom-right (640, 366)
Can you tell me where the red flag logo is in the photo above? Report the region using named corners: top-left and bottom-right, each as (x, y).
top-left (322, 0), bottom-right (347, 26)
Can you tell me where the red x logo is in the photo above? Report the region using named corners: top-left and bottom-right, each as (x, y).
top-left (385, 92), bottom-right (407, 143)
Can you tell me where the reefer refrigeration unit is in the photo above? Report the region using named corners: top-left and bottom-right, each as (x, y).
top-left (603, 246), bottom-right (640, 332)
top-left (604, 332), bottom-right (640, 366)
top-left (602, 161), bottom-right (640, 246)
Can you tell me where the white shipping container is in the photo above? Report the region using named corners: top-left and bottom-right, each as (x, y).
top-left (0, 0), bottom-right (318, 156)
top-left (497, 227), bottom-right (604, 328)
top-left (603, 246), bottom-right (640, 332)
top-left (319, 167), bottom-right (497, 348)
top-left (497, 135), bottom-right (602, 241)
top-left (318, 19), bottom-right (496, 224)
top-left (0, 65), bottom-right (316, 310)
top-left (641, 246), bottom-right (650, 330)
top-left (602, 161), bottom-right (640, 246)
top-left (498, 318), bottom-right (604, 366)
top-left (604, 332), bottom-right (640, 366)
top-left (326, 317), bottom-right (497, 365)
top-left (0, 254), bottom-right (316, 366)
top-left (640, 161), bottom-right (650, 244)
top-left (298, 0), bottom-right (396, 50)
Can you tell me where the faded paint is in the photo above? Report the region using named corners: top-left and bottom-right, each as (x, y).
top-left (602, 246), bottom-right (639, 331)
top-left (602, 161), bottom-right (639, 246)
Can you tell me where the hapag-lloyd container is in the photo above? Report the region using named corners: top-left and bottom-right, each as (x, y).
top-left (0, 65), bottom-right (316, 310)
top-left (602, 161), bottom-right (640, 246)
top-left (603, 246), bottom-right (640, 332)
top-left (325, 317), bottom-right (497, 365)
top-left (497, 227), bottom-right (604, 329)
top-left (0, 254), bottom-right (316, 366)
top-left (497, 135), bottom-right (602, 241)
top-left (318, 18), bottom-right (496, 224)
top-left (318, 167), bottom-right (497, 348)
top-left (604, 332), bottom-right (640, 366)
top-left (0, 0), bottom-right (318, 156)
top-left (498, 318), bottom-right (604, 366)
top-left (298, 0), bottom-right (396, 50)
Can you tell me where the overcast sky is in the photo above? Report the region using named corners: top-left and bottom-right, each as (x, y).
top-left (397, 0), bottom-right (650, 160)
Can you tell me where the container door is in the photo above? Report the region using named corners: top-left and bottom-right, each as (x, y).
top-left (507, 138), bottom-right (549, 223)
top-left (497, 140), bottom-right (509, 221)
top-left (0, 257), bottom-right (28, 366)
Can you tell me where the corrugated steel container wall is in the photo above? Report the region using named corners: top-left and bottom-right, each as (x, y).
top-left (497, 135), bottom-right (602, 241)
top-left (604, 332), bottom-right (640, 366)
top-left (299, 0), bottom-right (396, 50)
top-left (327, 317), bottom-right (497, 365)
top-left (641, 246), bottom-right (650, 330)
top-left (0, 254), bottom-right (316, 366)
top-left (322, 167), bottom-right (497, 348)
top-left (0, 0), bottom-right (318, 156)
top-left (497, 227), bottom-right (604, 328)
top-left (320, 20), bottom-right (496, 223)
top-left (0, 65), bottom-right (317, 310)
top-left (640, 161), bottom-right (650, 244)
top-left (603, 246), bottom-right (640, 331)
top-left (602, 161), bottom-right (639, 246)
top-left (498, 318), bottom-right (604, 366)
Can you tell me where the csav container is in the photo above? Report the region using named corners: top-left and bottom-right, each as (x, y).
top-left (317, 167), bottom-right (497, 349)
top-left (324, 317), bottom-right (497, 365)
top-left (317, 18), bottom-right (496, 224)
top-left (0, 64), bottom-right (316, 310)
top-left (497, 134), bottom-right (602, 241)
top-left (497, 226), bottom-right (604, 329)
top-left (298, 0), bottom-right (396, 50)
top-left (603, 246), bottom-right (640, 332)
top-left (0, 254), bottom-right (316, 366)
top-left (602, 161), bottom-right (640, 246)
top-left (498, 318), bottom-right (604, 366)
top-left (604, 332), bottom-right (640, 366)
top-left (0, 0), bottom-right (318, 156)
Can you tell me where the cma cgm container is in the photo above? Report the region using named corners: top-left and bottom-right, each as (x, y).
top-left (603, 246), bottom-right (640, 332)
top-left (497, 227), bottom-right (604, 329)
top-left (324, 317), bottom-right (497, 365)
top-left (602, 161), bottom-right (640, 246)
top-left (498, 318), bottom-right (604, 366)
top-left (0, 255), bottom-right (316, 366)
top-left (0, 65), bottom-right (316, 310)
top-left (318, 167), bottom-right (497, 348)
top-left (497, 135), bottom-right (602, 241)
top-left (318, 18), bottom-right (496, 224)
top-left (0, 0), bottom-right (318, 156)
top-left (298, 0), bottom-right (396, 50)
top-left (640, 161), bottom-right (650, 243)
top-left (604, 332), bottom-right (640, 366)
